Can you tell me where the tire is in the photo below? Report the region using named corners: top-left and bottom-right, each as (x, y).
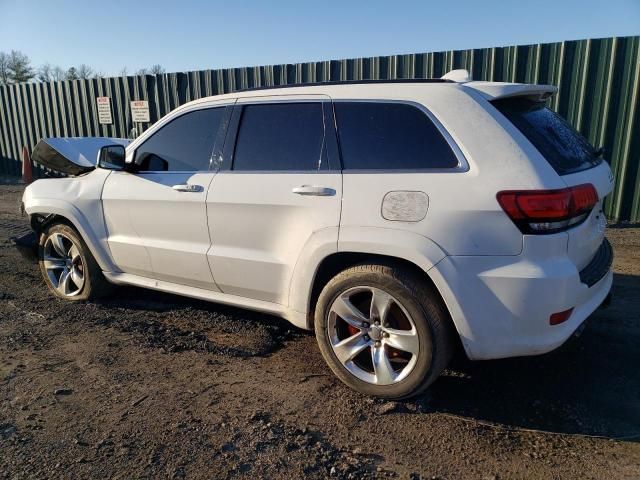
top-left (314, 262), bottom-right (455, 399)
top-left (38, 223), bottom-right (113, 301)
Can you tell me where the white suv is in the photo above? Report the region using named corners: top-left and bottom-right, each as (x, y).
top-left (21, 70), bottom-right (614, 399)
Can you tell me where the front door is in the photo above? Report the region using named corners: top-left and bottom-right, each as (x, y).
top-left (102, 104), bottom-right (232, 290)
top-left (206, 97), bottom-right (342, 304)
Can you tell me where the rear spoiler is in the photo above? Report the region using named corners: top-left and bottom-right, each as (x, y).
top-left (440, 69), bottom-right (557, 102)
top-left (32, 137), bottom-right (131, 176)
top-left (464, 81), bottom-right (557, 102)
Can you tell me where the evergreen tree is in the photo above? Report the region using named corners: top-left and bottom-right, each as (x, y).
top-left (66, 66), bottom-right (79, 80)
top-left (7, 50), bottom-right (35, 83)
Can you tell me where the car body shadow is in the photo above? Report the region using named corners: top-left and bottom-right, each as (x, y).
top-left (424, 272), bottom-right (640, 441)
top-left (96, 272), bottom-right (639, 441)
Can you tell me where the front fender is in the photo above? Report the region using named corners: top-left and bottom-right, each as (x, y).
top-left (22, 173), bottom-right (118, 273)
top-left (24, 198), bottom-right (117, 272)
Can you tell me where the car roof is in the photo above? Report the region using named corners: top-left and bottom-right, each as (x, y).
top-left (176, 69), bottom-right (558, 110)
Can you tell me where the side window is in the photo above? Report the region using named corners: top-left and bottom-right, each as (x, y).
top-left (232, 103), bottom-right (325, 171)
top-left (334, 102), bottom-right (459, 170)
top-left (135, 107), bottom-right (226, 171)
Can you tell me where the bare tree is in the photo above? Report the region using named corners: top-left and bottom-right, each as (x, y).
top-left (76, 64), bottom-right (94, 79)
top-left (0, 52), bottom-right (10, 85)
top-left (135, 65), bottom-right (165, 76)
top-left (7, 50), bottom-right (35, 83)
top-left (119, 66), bottom-right (128, 77)
top-left (149, 64), bottom-right (165, 75)
top-left (51, 66), bottom-right (66, 81)
top-left (37, 63), bottom-right (54, 82)
top-left (40, 63), bottom-right (89, 82)
top-left (37, 63), bottom-right (69, 82)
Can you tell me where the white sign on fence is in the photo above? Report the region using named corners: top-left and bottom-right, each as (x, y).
top-left (131, 100), bottom-right (150, 123)
top-left (96, 97), bottom-right (113, 125)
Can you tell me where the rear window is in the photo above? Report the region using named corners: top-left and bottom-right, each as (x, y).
top-left (232, 103), bottom-right (325, 171)
top-left (493, 98), bottom-right (602, 175)
top-left (334, 102), bottom-right (459, 170)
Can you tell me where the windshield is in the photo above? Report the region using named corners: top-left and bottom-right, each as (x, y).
top-left (492, 98), bottom-right (602, 175)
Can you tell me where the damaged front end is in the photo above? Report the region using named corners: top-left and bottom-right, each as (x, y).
top-left (12, 211), bottom-right (57, 263)
top-left (32, 137), bottom-right (130, 176)
top-left (14, 136), bottom-right (131, 261)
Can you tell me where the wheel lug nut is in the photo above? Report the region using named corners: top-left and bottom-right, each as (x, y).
top-left (374, 321), bottom-right (380, 326)
top-left (383, 332), bottom-right (389, 338)
top-left (374, 341), bottom-right (381, 347)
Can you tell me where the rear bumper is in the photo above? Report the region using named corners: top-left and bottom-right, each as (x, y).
top-left (429, 235), bottom-right (614, 360)
top-left (579, 238), bottom-right (613, 287)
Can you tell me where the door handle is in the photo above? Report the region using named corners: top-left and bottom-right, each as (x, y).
top-left (172, 184), bottom-right (203, 192)
top-left (292, 185), bottom-right (336, 196)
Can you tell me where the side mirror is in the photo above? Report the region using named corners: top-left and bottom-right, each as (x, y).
top-left (98, 145), bottom-right (126, 170)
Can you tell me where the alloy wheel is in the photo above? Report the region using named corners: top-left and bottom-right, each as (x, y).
top-left (327, 286), bottom-right (419, 385)
top-left (42, 232), bottom-right (85, 297)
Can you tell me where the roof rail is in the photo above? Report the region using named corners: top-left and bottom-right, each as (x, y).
top-left (234, 77), bottom-right (452, 93)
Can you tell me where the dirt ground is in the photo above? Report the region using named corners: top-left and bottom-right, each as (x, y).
top-left (1, 183), bottom-right (639, 479)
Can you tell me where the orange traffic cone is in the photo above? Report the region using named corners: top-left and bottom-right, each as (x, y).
top-left (21, 146), bottom-right (33, 184)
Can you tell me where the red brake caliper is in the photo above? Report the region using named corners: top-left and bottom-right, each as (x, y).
top-left (347, 325), bottom-right (360, 336)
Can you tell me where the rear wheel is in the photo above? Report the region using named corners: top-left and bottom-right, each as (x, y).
top-left (38, 223), bottom-right (112, 301)
top-left (315, 262), bottom-right (454, 399)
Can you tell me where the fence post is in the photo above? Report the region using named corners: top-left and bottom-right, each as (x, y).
top-left (21, 146), bottom-right (33, 184)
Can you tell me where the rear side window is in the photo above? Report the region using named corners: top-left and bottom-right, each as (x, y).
top-left (334, 102), bottom-right (459, 170)
top-left (233, 103), bottom-right (325, 171)
top-left (135, 107), bottom-right (226, 171)
top-left (492, 98), bottom-right (602, 175)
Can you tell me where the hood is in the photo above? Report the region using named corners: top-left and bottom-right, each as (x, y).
top-left (31, 137), bottom-right (131, 175)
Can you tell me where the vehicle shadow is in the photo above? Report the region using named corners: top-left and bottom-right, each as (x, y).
top-left (424, 272), bottom-right (640, 441)
top-left (94, 273), bottom-right (640, 441)
top-left (94, 284), bottom-right (294, 328)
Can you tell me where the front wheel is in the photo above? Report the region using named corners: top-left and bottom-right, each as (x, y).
top-left (38, 223), bottom-right (112, 301)
top-left (314, 263), bottom-right (454, 399)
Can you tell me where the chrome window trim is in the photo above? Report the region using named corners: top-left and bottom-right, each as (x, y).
top-left (128, 97), bottom-right (469, 175)
top-left (131, 170), bottom-right (342, 174)
top-left (211, 170), bottom-right (341, 174)
top-left (132, 170), bottom-right (213, 174)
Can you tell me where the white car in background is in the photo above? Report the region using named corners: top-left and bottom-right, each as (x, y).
top-left (20, 70), bottom-right (614, 399)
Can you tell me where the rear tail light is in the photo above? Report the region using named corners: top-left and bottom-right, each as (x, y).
top-left (497, 184), bottom-right (598, 234)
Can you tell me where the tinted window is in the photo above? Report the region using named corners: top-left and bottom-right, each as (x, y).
top-left (493, 98), bottom-right (602, 175)
top-left (135, 108), bottom-right (225, 171)
top-left (335, 102), bottom-right (459, 170)
top-left (233, 103), bottom-right (325, 171)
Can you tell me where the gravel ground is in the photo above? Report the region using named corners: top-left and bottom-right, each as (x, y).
top-left (1, 183), bottom-right (639, 479)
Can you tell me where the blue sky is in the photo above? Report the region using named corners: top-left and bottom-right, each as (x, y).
top-left (1, 0), bottom-right (638, 76)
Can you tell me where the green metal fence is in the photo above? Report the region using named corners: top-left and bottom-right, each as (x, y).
top-left (1, 36), bottom-right (639, 221)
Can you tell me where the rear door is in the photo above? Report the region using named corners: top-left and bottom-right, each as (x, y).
top-left (206, 96), bottom-right (341, 304)
top-left (102, 103), bottom-right (232, 289)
